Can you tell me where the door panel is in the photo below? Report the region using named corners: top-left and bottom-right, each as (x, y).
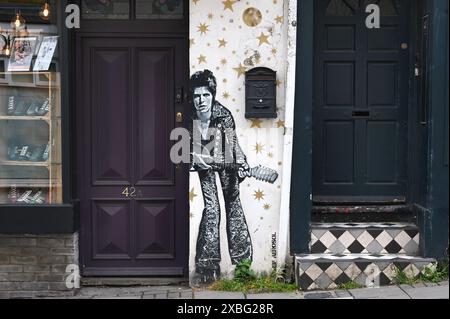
top-left (92, 49), bottom-right (132, 185)
top-left (92, 200), bottom-right (132, 260)
top-left (324, 121), bottom-right (355, 183)
top-left (77, 36), bottom-right (188, 276)
top-left (135, 48), bottom-right (174, 185)
top-left (314, 0), bottom-right (410, 202)
top-left (135, 199), bottom-right (175, 259)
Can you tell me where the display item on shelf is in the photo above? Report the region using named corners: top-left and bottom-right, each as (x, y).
top-left (8, 185), bottom-right (17, 204)
top-left (7, 143), bottom-right (50, 162)
top-left (12, 98), bottom-right (28, 116)
top-left (5, 95), bottom-right (50, 117)
top-left (14, 189), bottom-right (47, 204)
top-left (7, 95), bottom-right (16, 115)
top-left (17, 189), bottom-right (33, 203)
top-left (35, 98), bottom-right (50, 116)
top-left (41, 143), bottom-right (50, 161)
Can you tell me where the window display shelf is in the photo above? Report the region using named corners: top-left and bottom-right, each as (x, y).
top-left (0, 70), bottom-right (62, 205)
top-left (0, 115), bottom-right (51, 121)
top-left (0, 179), bottom-right (61, 188)
top-left (0, 160), bottom-right (54, 167)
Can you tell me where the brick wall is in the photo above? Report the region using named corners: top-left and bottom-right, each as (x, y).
top-left (0, 233), bottom-right (78, 299)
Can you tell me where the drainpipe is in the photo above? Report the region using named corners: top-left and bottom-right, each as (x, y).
top-left (277, 0), bottom-right (298, 271)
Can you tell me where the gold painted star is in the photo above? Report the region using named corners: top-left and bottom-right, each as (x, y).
top-left (233, 63), bottom-right (247, 78)
top-left (250, 118), bottom-right (263, 128)
top-left (197, 23), bottom-right (210, 35)
top-left (276, 79), bottom-right (282, 87)
top-left (271, 47), bottom-right (278, 55)
top-left (268, 152), bottom-right (274, 158)
top-left (264, 203), bottom-right (271, 210)
top-left (220, 58), bottom-right (228, 65)
top-left (222, 92), bottom-right (230, 99)
top-left (197, 55), bottom-right (207, 64)
top-left (189, 38), bottom-right (195, 47)
top-left (275, 15), bottom-right (284, 24)
top-left (276, 120), bottom-right (285, 128)
top-left (257, 32), bottom-right (270, 46)
top-left (223, 0), bottom-right (236, 11)
top-left (218, 38), bottom-right (228, 47)
top-left (207, 13), bottom-right (214, 20)
top-left (189, 188), bottom-right (198, 202)
top-left (254, 143), bottom-right (264, 154)
top-left (193, 0), bottom-right (200, 4)
top-left (253, 189), bottom-right (265, 201)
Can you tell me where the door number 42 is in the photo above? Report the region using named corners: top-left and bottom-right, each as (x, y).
top-left (122, 187), bottom-right (142, 198)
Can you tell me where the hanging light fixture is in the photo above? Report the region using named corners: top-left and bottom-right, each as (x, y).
top-left (39, 2), bottom-right (52, 21)
top-left (11, 11), bottom-right (26, 30)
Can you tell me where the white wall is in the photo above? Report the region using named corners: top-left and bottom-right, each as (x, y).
top-left (189, 0), bottom-right (291, 282)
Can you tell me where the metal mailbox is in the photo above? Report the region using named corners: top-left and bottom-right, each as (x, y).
top-left (245, 67), bottom-right (277, 119)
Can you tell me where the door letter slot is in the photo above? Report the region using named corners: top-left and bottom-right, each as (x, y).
top-left (352, 110), bottom-right (370, 118)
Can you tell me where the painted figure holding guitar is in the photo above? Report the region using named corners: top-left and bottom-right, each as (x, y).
top-left (190, 70), bottom-right (278, 285)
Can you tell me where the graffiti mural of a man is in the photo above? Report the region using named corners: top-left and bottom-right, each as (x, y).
top-left (190, 70), bottom-right (253, 285)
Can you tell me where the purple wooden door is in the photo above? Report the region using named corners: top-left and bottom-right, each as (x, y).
top-left (76, 36), bottom-right (189, 276)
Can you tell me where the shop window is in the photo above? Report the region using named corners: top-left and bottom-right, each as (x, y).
top-left (82, 0), bottom-right (130, 20)
top-left (0, 1), bottom-right (62, 205)
top-left (135, 0), bottom-right (184, 20)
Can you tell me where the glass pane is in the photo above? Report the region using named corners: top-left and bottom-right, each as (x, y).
top-left (0, 0), bottom-right (53, 24)
top-left (136, 0), bottom-right (184, 20)
top-left (82, 0), bottom-right (130, 20)
top-left (0, 5), bottom-right (62, 205)
top-left (363, 0), bottom-right (399, 16)
top-left (326, 0), bottom-right (357, 16)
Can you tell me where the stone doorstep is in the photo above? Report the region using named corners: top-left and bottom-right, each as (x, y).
top-left (295, 254), bottom-right (437, 291)
top-left (80, 277), bottom-right (188, 287)
top-left (310, 222), bottom-right (420, 255)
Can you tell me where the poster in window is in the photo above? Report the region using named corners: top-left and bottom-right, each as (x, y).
top-left (33, 36), bottom-right (58, 71)
top-left (8, 37), bottom-right (37, 72)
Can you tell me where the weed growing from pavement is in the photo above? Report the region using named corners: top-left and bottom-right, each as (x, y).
top-left (394, 261), bottom-right (449, 285)
top-left (337, 281), bottom-right (365, 290)
top-left (210, 261), bottom-right (298, 293)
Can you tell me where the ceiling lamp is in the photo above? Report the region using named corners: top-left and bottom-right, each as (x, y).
top-left (39, 2), bottom-right (52, 21)
top-left (11, 11), bottom-right (26, 30)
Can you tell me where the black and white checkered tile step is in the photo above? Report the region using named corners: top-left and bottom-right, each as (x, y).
top-left (295, 254), bottom-right (436, 291)
top-left (311, 223), bottom-right (420, 255)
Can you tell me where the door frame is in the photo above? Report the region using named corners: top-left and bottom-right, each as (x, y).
top-left (290, 0), bottom-right (420, 253)
top-left (70, 1), bottom-right (190, 276)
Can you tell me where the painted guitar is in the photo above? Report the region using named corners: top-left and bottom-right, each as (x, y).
top-left (193, 163), bottom-right (279, 184)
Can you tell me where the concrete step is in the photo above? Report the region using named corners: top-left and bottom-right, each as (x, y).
top-left (295, 254), bottom-right (436, 291)
top-left (311, 222), bottom-right (420, 255)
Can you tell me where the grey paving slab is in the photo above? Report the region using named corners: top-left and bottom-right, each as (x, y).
top-left (194, 291), bottom-right (245, 299)
top-left (411, 282), bottom-right (427, 288)
top-left (334, 290), bottom-right (354, 299)
top-left (400, 285), bottom-right (449, 299)
top-left (246, 292), bottom-right (302, 299)
top-left (438, 281), bottom-right (449, 286)
top-left (303, 291), bottom-right (335, 299)
top-left (349, 286), bottom-right (411, 299)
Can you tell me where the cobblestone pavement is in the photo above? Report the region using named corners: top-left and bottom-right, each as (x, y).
top-left (40, 280), bottom-right (448, 299)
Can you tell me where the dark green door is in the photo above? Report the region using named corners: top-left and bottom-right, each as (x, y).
top-left (313, 0), bottom-right (410, 203)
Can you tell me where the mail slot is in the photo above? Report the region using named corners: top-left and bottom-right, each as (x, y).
top-left (245, 67), bottom-right (277, 119)
top-left (352, 110), bottom-right (371, 118)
